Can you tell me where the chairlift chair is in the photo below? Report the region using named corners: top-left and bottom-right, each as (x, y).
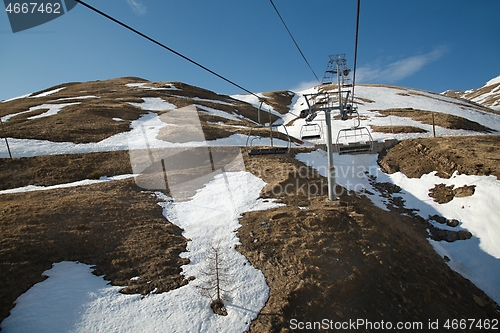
top-left (246, 124), bottom-right (291, 156)
top-left (335, 109), bottom-right (373, 154)
top-left (336, 126), bottom-right (373, 154)
top-left (246, 101), bottom-right (291, 156)
top-left (300, 122), bottom-right (322, 141)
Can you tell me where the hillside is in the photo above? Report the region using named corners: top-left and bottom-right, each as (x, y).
top-left (442, 75), bottom-right (500, 112)
top-left (1, 77), bottom-right (499, 332)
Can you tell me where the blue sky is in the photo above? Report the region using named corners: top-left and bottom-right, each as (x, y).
top-left (1, 0), bottom-right (499, 101)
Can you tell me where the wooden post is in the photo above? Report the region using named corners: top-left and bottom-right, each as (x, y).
top-left (432, 112), bottom-right (436, 138)
top-left (0, 118), bottom-right (12, 159)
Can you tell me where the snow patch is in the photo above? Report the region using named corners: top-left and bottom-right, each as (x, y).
top-left (53, 96), bottom-right (100, 101)
top-left (30, 87), bottom-right (65, 98)
top-left (485, 75), bottom-right (500, 87)
top-left (1, 172), bottom-right (283, 333)
top-left (1, 102), bottom-right (80, 122)
top-left (0, 174), bottom-right (137, 194)
top-left (128, 97), bottom-right (176, 111)
top-left (195, 104), bottom-right (242, 122)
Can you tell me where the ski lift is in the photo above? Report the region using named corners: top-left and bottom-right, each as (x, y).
top-left (335, 109), bottom-right (373, 154)
top-left (246, 101), bottom-right (291, 156)
top-left (300, 122), bottom-right (322, 141)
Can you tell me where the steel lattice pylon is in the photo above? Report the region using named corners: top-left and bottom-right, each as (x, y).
top-left (321, 54), bottom-right (352, 86)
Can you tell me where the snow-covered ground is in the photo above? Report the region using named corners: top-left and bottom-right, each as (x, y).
top-left (291, 84), bottom-right (500, 303)
top-left (284, 85), bottom-right (500, 145)
top-left (291, 84), bottom-right (500, 305)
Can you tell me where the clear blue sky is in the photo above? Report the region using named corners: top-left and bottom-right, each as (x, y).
top-left (1, 0), bottom-right (499, 101)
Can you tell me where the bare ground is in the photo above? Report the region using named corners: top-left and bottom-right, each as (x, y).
top-left (370, 125), bottom-right (428, 134)
top-left (378, 135), bottom-right (500, 179)
top-left (1, 143), bottom-right (499, 331)
top-left (373, 108), bottom-right (494, 133)
top-left (0, 178), bottom-right (188, 326)
top-left (0, 151), bottom-right (132, 190)
top-left (239, 152), bottom-right (500, 332)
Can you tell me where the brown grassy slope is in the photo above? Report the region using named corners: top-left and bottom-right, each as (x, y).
top-left (379, 135), bottom-right (500, 179)
top-left (1, 78), bottom-right (151, 143)
top-left (0, 179), bottom-right (188, 326)
top-left (371, 125), bottom-right (428, 134)
top-left (0, 151), bottom-right (132, 190)
top-left (0, 77), bottom-right (269, 144)
top-left (239, 152), bottom-right (499, 332)
top-left (374, 108), bottom-right (494, 133)
top-left (261, 91), bottom-right (295, 115)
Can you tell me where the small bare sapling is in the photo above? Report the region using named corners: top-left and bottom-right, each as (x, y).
top-left (196, 241), bottom-right (234, 316)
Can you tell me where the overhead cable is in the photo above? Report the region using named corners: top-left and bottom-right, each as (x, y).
top-left (269, 0), bottom-right (320, 83)
top-left (351, 0), bottom-right (361, 104)
top-left (73, 0), bottom-right (260, 99)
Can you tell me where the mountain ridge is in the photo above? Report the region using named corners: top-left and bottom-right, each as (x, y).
top-left (442, 75), bottom-right (500, 111)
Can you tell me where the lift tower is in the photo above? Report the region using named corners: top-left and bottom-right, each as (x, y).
top-left (301, 54), bottom-right (354, 201)
top-left (322, 54), bottom-right (352, 87)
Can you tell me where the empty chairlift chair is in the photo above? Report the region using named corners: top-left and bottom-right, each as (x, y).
top-left (246, 101), bottom-right (291, 156)
top-left (300, 122), bottom-right (322, 141)
top-left (335, 109), bottom-right (374, 154)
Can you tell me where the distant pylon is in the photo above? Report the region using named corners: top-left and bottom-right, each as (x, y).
top-left (321, 54), bottom-right (352, 86)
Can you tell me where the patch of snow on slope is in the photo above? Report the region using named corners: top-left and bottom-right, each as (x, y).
top-left (1, 172), bottom-right (282, 333)
top-left (30, 87), bottom-right (65, 98)
top-left (53, 96), bottom-right (100, 101)
top-left (386, 171), bottom-right (500, 258)
top-left (125, 83), bottom-right (149, 89)
top-left (126, 82), bottom-right (178, 91)
top-left (28, 103), bottom-right (81, 120)
top-left (230, 93), bottom-right (282, 121)
top-left (128, 97), bottom-right (176, 111)
top-left (1, 103), bottom-right (81, 122)
top-left (1, 93), bottom-right (32, 103)
top-left (195, 104), bottom-right (242, 122)
top-left (485, 75), bottom-right (500, 87)
top-left (0, 175), bottom-right (137, 195)
top-left (386, 170), bottom-right (500, 304)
